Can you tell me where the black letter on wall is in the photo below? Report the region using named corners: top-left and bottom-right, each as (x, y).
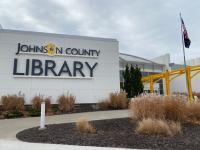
top-left (13, 58), bottom-right (25, 75)
top-left (25, 59), bottom-right (30, 75)
top-left (45, 60), bottom-right (57, 76)
top-left (73, 61), bottom-right (85, 77)
top-left (58, 61), bottom-right (72, 76)
top-left (31, 59), bottom-right (43, 76)
top-left (85, 62), bottom-right (98, 77)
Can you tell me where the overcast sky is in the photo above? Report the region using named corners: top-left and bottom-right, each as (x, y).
top-left (0, 0), bottom-right (199, 63)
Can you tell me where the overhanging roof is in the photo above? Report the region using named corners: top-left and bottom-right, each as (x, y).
top-left (119, 53), bottom-right (165, 66)
top-left (0, 29), bottom-right (118, 43)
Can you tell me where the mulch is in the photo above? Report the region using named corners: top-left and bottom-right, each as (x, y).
top-left (16, 118), bottom-right (200, 150)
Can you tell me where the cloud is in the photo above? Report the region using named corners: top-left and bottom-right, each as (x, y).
top-left (0, 0), bottom-right (199, 63)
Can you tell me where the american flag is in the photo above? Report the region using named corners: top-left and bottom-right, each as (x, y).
top-left (181, 17), bottom-right (191, 48)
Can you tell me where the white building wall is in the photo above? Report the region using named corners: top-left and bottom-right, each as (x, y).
top-left (170, 75), bottom-right (187, 93)
top-left (151, 53), bottom-right (170, 70)
top-left (151, 54), bottom-right (171, 95)
top-left (170, 73), bottom-right (200, 94)
top-left (0, 29), bottom-right (120, 104)
top-left (171, 58), bottom-right (200, 94)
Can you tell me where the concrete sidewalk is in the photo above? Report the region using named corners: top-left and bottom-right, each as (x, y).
top-left (0, 109), bottom-right (131, 140)
top-left (0, 139), bottom-right (134, 150)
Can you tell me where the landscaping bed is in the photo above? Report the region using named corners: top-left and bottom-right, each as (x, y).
top-left (16, 118), bottom-right (200, 150)
top-left (0, 104), bottom-right (127, 119)
top-left (0, 91), bottom-right (128, 119)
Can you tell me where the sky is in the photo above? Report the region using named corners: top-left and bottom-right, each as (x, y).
top-left (0, 0), bottom-right (200, 63)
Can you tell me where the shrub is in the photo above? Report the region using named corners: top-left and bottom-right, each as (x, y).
top-left (130, 94), bottom-right (188, 122)
top-left (1, 95), bottom-right (25, 111)
top-left (163, 96), bottom-right (186, 121)
top-left (168, 121), bottom-right (182, 135)
top-left (129, 95), bottom-right (165, 120)
top-left (57, 94), bottom-right (75, 112)
top-left (3, 110), bottom-right (24, 119)
top-left (28, 108), bottom-right (40, 117)
top-left (123, 65), bottom-right (144, 98)
top-left (98, 100), bottom-right (110, 110)
top-left (1, 95), bottom-right (17, 111)
top-left (16, 96), bottom-right (25, 111)
top-left (76, 117), bottom-right (96, 133)
top-left (31, 96), bottom-right (52, 112)
top-left (44, 97), bottom-right (52, 112)
top-left (185, 101), bottom-right (200, 124)
top-left (98, 91), bottom-right (128, 110)
top-left (109, 91), bottom-right (128, 109)
top-left (130, 94), bottom-right (200, 124)
top-left (32, 96), bottom-right (43, 109)
top-left (136, 118), bottom-right (182, 136)
top-left (57, 95), bottom-right (65, 111)
top-left (136, 118), bottom-right (171, 136)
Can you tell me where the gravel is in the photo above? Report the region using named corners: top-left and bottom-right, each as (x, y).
top-left (16, 118), bottom-right (200, 149)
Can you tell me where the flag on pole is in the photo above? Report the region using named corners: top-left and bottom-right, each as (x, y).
top-left (181, 17), bottom-right (191, 48)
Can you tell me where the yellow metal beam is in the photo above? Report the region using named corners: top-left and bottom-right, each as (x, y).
top-left (170, 74), bottom-right (183, 82)
top-left (186, 67), bottom-right (193, 102)
top-left (191, 70), bottom-right (200, 79)
top-left (154, 78), bottom-right (162, 83)
top-left (150, 77), bottom-right (154, 93)
top-left (141, 64), bottom-right (200, 101)
top-left (165, 70), bottom-right (170, 96)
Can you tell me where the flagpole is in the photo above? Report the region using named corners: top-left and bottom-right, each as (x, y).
top-left (180, 13), bottom-right (189, 98)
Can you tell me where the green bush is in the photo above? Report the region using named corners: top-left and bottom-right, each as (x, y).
top-left (3, 110), bottom-right (24, 119)
top-left (122, 65), bottom-right (143, 98)
top-left (28, 108), bottom-right (40, 117)
top-left (52, 107), bottom-right (59, 113)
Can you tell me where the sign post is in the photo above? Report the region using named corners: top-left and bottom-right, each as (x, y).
top-left (39, 101), bottom-right (46, 130)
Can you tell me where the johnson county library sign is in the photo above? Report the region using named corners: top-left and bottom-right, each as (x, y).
top-left (13, 43), bottom-right (100, 78)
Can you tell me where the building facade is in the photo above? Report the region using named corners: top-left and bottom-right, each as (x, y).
top-left (0, 29), bottom-right (120, 104)
top-left (1, 29), bottom-right (199, 104)
top-left (119, 53), bottom-right (165, 94)
top-left (170, 58), bottom-right (200, 93)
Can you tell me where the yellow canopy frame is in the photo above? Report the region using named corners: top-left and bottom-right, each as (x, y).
top-left (142, 65), bottom-right (200, 102)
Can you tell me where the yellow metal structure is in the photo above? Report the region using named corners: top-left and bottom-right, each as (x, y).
top-left (142, 65), bottom-right (200, 102)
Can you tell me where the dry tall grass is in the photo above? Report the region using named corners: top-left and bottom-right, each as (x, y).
top-left (16, 96), bottom-right (25, 111)
top-left (98, 100), bottom-right (110, 110)
top-left (44, 97), bottom-right (52, 112)
top-left (185, 101), bottom-right (200, 124)
top-left (76, 117), bottom-right (96, 133)
top-left (1, 95), bottom-right (16, 111)
top-left (32, 96), bottom-right (52, 111)
top-left (131, 94), bottom-right (200, 136)
top-left (168, 121), bottom-right (182, 135)
top-left (163, 96), bottom-right (186, 121)
top-left (1, 95), bottom-right (25, 111)
top-left (109, 91), bottom-right (128, 109)
top-left (32, 96), bottom-right (43, 109)
top-left (57, 94), bottom-right (75, 112)
top-left (98, 91), bottom-right (128, 110)
top-left (130, 94), bottom-right (188, 122)
top-left (129, 95), bottom-right (165, 120)
top-left (130, 94), bottom-right (200, 125)
top-left (136, 118), bottom-right (182, 136)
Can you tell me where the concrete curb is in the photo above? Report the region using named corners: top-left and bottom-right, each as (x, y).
top-left (0, 110), bottom-right (134, 150)
top-left (0, 110), bottom-right (131, 140)
top-left (0, 139), bottom-right (137, 150)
